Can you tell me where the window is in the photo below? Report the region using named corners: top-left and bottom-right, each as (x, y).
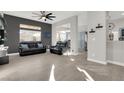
top-left (19, 24), bottom-right (41, 42)
top-left (56, 23), bottom-right (71, 42)
top-left (56, 31), bottom-right (70, 42)
top-left (20, 29), bottom-right (41, 42)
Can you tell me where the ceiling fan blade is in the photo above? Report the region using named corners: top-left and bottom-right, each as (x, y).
top-left (38, 17), bottom-right (42, 20)
top-left (46, 13), bottom-right (52, 16)
top-left (47, 17), bottom-right (53, 20)
top-left (48, 16), bottom-right (56, 18)
top-left (32, 12), bottom-right (41, 16)
top-left (32, 16), bottom-right (40, 17)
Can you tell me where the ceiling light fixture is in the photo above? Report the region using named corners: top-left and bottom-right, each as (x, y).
top-left (32, 11), bottom-right (56, 21)
top-left (42, 17), bottom-right (46, 20)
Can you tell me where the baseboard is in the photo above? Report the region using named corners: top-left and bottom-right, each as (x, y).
top-left (7, 53), bottom-right (19, 56)
top-left (87, 58), bottom-right (107, 65)
top-left (107, 60), bottom-right (124, 67)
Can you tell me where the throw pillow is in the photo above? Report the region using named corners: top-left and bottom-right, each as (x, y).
top-left (21, 44), bottom-right (29, 49)
top-left (38, 43), bottom-right (43, 48)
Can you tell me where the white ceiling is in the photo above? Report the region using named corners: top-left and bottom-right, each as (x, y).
top-left (3, 11), bottom-right (83, 24)
top-left (3, 11), bottom-right (124, 24)
top-left (109, 11), bottom-right (124, 21)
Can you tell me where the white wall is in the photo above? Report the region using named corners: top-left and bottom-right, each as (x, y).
top-left (52, 12), bottom-right (88, 55)
top-left (111, 18), bottom-right (124, 38)
top-left (107, 41), bottom-right (124, 66)
top-left (77, 12), bottom-right (88, 51)
top-left (87, 11), bottom-right (107, 64)
top-left (107, 18), bottom-right (124, 66)
top-left (52, 11), bottom-right (107, 61)
top-left (78, 12), bottom-right (88, 32)
top-left (52, 16), bottom-right (78, 55)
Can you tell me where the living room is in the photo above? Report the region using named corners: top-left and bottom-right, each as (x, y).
top-left (0, 11), bottom-right (124, 81)
top-left (1, 0), bottom-right (124, 92)
top-left (0, 11), bottom-right (87, 81)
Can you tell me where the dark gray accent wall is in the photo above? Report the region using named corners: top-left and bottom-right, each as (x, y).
top-left (4, 14), bottom-right (52, 53)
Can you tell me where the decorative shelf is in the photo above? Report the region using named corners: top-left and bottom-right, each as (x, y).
top-left (89, 29), bottom-right (95, 33)
top-left (96, 24), bottom-right (103, 28)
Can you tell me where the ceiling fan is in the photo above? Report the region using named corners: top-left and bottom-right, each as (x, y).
top-left (32, 11), bottom-right (56, 21)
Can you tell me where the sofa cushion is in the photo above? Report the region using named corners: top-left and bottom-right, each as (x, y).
top-left (21, 44), bottom-right (29, 49)
top-left (28, 43), bottom-right (36, 48)
top-left (53, 48), bottom-right (59, 51)
top-left (51, 46), bottom-right (61, 51)
top-left (30, 48), bottom-right (40, 51)
top-left (37, 43), bottom-right (43, 48)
